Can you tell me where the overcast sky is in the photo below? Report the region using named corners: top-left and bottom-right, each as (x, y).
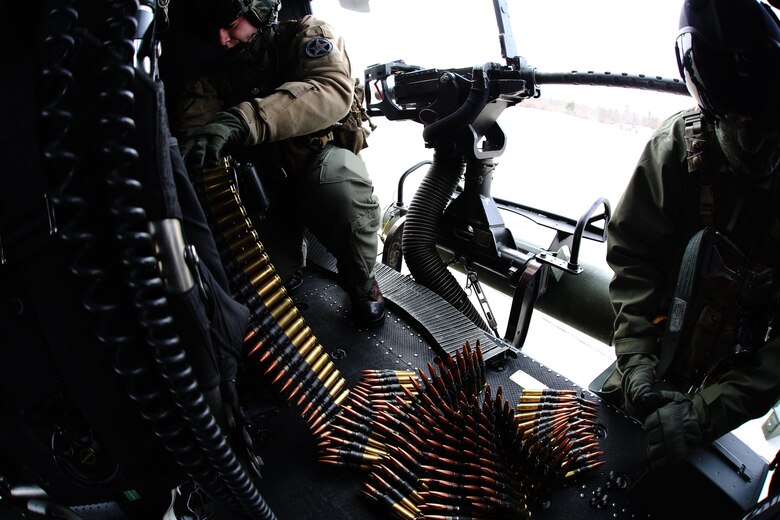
top-left (310, 0), bottom-right (696, 117)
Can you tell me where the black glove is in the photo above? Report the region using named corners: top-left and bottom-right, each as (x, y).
top-left (181, 111), bottom-right (249, 172)
top-left (621, 361), bottom-right (672, 418)
top-left (644, 391), bottom-right (703, 469)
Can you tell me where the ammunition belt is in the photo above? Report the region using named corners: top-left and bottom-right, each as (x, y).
top-left (194, 160), bottom-right (606, 510)
top-left (195, 157), bottom-right (348, 435)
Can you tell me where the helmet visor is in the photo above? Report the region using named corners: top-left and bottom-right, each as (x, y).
top-left (676, 28), bottom-right (780, 128)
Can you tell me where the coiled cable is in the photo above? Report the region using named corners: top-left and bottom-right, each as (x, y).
top-left (37, 1), bottom-right (275, 517)
top-left (97, 1), bottom-right (275, 517)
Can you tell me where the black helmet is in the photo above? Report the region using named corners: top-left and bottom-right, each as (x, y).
top-left (676, 0), bottom-right (780, 127)
top-left (180, 0), bottom-right (281, 40)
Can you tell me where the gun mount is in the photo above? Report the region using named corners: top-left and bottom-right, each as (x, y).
top-left (363, 0), bottom-right (690, 355)
top-left (366, 62), bottom-right (687, 139)
top-left (364, 60), bottom-right (531, 158)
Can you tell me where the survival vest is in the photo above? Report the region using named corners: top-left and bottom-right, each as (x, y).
top-left (658, 111), bottom-right (780, 392)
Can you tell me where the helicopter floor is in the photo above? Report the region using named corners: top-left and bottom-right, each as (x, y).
top-left (245, 248), bottom-right (768, 520)
top-left (0, 255), bottom-right (767, 520)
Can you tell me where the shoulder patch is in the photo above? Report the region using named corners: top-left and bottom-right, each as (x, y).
top-left (305, 37), bottom-right (333, 58)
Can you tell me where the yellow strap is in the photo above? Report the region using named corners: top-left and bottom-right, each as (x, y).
top-left (651, 315), bottom-right (667, 326)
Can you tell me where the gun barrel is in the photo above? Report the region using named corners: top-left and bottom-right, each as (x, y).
top-left (531, 70), bottom-right (689, 96)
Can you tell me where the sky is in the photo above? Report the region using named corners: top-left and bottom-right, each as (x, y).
top-left (310, 0), bottom-right (695, 117)
top-left (305, 0), bottom-right (698, 220)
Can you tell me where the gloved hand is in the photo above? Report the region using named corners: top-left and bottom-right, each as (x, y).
top-left (181, 111), bottom-right (249, 172)
top-left (644, 391), bottom-right (703, 469)
top-left (621, 357), bottom-right (670, 418)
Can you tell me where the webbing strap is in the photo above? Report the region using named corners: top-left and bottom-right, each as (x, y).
top-left (657, 228), bottom-right (711, 377)
top-left (683, 110), bottom-right (714, 227)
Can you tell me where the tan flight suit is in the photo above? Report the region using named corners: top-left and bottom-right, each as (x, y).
top-left (174, 15), bottom-right (380, 294)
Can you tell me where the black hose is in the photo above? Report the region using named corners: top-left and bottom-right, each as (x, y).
top-left (97, 2), bottom-right (276, 517)
top-left (38, 1), bottom-right (276, 517)
top-left (404, 64), bottom-right (497, 331)
top-left (422, 63), bottom-right (496, 147)
top-left (96, 1), bottom-right (245, 513)
top-left (402, 145), bottom-right (490, 331)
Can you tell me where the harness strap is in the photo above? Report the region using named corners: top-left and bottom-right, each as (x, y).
top-left (683, 110), bottom-right (714, 227)
top-left (657, 228), bottom-right (712, 378)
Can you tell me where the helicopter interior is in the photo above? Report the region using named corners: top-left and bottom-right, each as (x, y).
top-left (1, 1), bottom-right (778, 520)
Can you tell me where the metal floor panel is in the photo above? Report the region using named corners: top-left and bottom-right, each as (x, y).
top-left (248, 264), bottom-right (766, 520)
top-left (0, 257), bottom-right (765, 520)
top-left (305, 232), bottom-right (510, 362)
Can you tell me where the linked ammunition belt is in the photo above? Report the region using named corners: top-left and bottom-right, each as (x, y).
top-left (195, 159), bottom-right (603, 516)
top-left (196, 157), bottom-right (348, 434)
top-left (318, 342), bottom-right (602, 518)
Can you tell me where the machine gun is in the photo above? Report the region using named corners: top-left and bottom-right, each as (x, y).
top-left (363, 0), bottom-right (689, 354)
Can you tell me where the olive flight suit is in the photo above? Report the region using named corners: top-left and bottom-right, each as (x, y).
top-left (604, 108), bottom-right (780, 443)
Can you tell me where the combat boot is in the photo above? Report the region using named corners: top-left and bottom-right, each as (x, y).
top-left (350, 278), bottom-right (385, 327)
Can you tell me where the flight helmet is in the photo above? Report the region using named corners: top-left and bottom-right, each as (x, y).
top-left (676, 0), bottom-right (780, 128)
top-left (183, 0), bottom-right (281, 39)
top-left (241, 0), bottom-right (282, 29)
